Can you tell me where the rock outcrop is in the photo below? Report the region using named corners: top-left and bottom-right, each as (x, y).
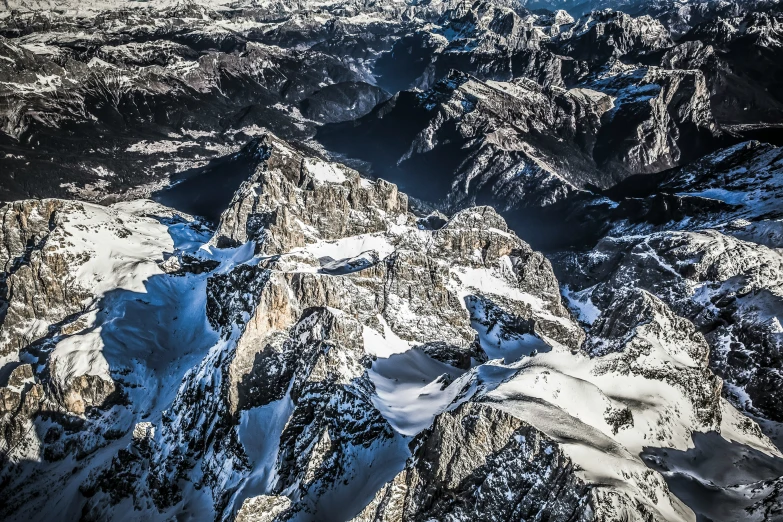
top-left (0, 200), bottom-right (89, 357)
top-left (2, 1), bottom-right (783, 520)
top-left (354, 403), bottom-right (593, 522)
top-left (557, 229), bottom-right (783, 424)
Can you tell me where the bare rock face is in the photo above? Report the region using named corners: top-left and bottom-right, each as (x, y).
top-left (236, 495), bottom-right (292, 522)
top-left (213, 134), bottom-right (408, 252)
top-left (319, 62), bottom-right (721, 248)
top-left (301, 82), bottom-right (391, 124)
top-left (318, 71), bottom-right (608, 211)
top-left (0, 200), bottom-right (115, 452)
top-left (1, 128), bottom-right (780, 522)
top-left (147, 134), bottom-right (763, 522)
top-left (661, 40), bottom-right (717, 71)
top-left (354, 402), bottom-right (593, 522)
top-left (414, 2), bottom-right (585, 90)
top-left (0, 361), bottom-right (44, 456)
top-left (124, 133), bottom-right (597, 521)
top-left (589, 64), bottom-right (721, 176)
top-left (558, 140), bottom-right (783, 253)
top-left (0, 13), bottom-right (396, 202)
top-left (677, 10), bottom-right (783, 125)
top-left (2, 1), bottom-right (783, 521)
top-left (52, 371), bottom-right (116, 416)
top-left (0, 198), bottom-right (187, 485)
top-left (0, 200), bottom-right (90, 358)
top-left (555, 10), bottom-right (673, 64)
top-left (0, 364), bottom-right (41, 415)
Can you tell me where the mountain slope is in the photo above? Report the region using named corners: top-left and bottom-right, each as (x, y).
top-left (2, 1), bottom-right (783, 520)
top-left (2, 132), bottom-right (782, 522)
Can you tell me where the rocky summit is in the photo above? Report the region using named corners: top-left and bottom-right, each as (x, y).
top-left (1, 1), bottom-right (783, 521)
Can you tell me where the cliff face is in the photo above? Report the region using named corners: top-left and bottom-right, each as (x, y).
top-left (557, 228), bottom-right (783, 423)
top-left (1, 200), bottom-right (87, 357)
top-left (2, 132), bottom-right (781, 522)
top-left (352, 403), bottom-right (594, 522)
top-left (2, 0), bottom-right (783, 520)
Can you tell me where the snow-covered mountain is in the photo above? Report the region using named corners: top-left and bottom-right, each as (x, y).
top-left (2, 0), bottom-right (783, 521)
top-left (3, 132), bottom-right (783, 522)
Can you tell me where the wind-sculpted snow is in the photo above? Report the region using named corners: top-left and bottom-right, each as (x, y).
top-left (2, 132), bottom-right (782, 522)
top-left (553, 223), bottom-right (783, 519)
top-left (2, 0), bottom-right (783, 520)
top-left (557, 229), bottom-right (783, 425)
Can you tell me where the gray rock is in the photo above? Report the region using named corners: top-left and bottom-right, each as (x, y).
top-left (236, 495), bottom-right (292, 522)
top-left (558, 228), bottom-right (783, 422)
top-left (0, 200), bottom-right (91, 358)
top-left (354, 402), bottom-right (593, 522)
